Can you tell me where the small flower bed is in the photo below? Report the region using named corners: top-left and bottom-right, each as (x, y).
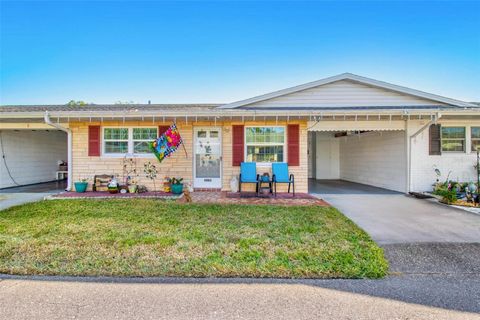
top-left (432, 181), bottom-right (478, 206)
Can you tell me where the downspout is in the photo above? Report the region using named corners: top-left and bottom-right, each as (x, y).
top-left (44, 111), bottom-right (72, 191)
top-left (407, 112), bottom-right (442, 193)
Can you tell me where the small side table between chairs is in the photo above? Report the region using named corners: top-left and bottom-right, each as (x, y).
top-left (258, 173), bottom-right (273, 197)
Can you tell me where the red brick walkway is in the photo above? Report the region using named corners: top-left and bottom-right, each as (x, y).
top-left (48, 191), bottom-right (329, 206)
top-left (48, 191), bottom-right (180, 200)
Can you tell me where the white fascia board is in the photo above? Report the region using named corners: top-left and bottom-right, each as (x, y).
top-left (218, 73), bottom-right (476, 109)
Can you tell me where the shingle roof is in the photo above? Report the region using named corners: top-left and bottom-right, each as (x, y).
top-left (0, 104), bottom-right (221, 113)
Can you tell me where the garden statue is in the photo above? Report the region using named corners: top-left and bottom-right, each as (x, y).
top-left (230, 176), bottom-right (239, 193)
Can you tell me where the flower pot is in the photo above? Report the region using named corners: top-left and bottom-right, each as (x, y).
top-left (467, 182), bottom-right (477, 193)
top-left (260, 188), bottom-right (270, 195)
top-left (128, 185), bottom-right (138, 193)
top-left (108, 187), bottom-right (118, 194)
top-left (171, 183), bottom-right (184, 194)
top-left (74, 182), bottom-right (88, 193)
top-left (163, 182), bottom-right (171, 193)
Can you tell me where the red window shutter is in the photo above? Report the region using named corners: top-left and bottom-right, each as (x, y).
top-left (287, 124), bottom-right (300, 166)
top-left (88, 125), bottom-right (101, 156)
top-left (232, 125), bottom-right (244, 166)
top-left (158, 125), bottom-right (170, 136)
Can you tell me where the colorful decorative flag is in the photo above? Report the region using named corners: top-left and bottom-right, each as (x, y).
top-left (150, 123), bottom-right (183, 163)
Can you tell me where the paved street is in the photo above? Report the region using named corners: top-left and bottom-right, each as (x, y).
top-left (0, 275), bottom-right (479, 320)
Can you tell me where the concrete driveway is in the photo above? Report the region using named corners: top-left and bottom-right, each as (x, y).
top-left (0, 181), bottom-right (66, 211)
top-left (309, 179), bottom-right (480, 244)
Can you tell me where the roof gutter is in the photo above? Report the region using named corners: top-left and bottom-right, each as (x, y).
top-left (44, 111), bottom-right (72, 191)
top-left (2, 107), bottom-right (478, 120)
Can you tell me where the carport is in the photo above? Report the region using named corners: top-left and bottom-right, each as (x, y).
top-left (307, 119), bottom-right (407, 193)
top-left (0, 127), bottom-right (68, 189)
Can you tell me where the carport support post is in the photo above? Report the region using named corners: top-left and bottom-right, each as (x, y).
top-left (66, 130), bottom-right (72, 191)
top-left (44, 112), bottom-right (72, 191)
top-left (407, 112), bottom-right (441, 193)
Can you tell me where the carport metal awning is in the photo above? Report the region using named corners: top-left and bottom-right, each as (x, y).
top-left (307, 120), bottom-right (405, 131)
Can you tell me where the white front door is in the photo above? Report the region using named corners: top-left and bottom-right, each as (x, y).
top-left (194, 127), bottom-right (222, 189)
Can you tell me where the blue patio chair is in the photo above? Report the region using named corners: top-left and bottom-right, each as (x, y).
top-left (272, 163), bottom-right (295, 197)
top-left (239, 162), bottom-right (259, 195)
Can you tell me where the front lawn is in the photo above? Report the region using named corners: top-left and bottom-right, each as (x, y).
top-left (0, 200), bottom-right (387, 278)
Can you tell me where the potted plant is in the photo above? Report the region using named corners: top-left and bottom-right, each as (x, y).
top-left (74, 178), bottom-right (89, 193)
top-left (128, 179), bottom-right (138, 193)
top-left (170, 177), bottom-right (184, 194)
top-left (163, 176), bottom-right (171, 192)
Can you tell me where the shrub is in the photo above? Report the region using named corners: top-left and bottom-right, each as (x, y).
top-left (440, 190), bottom-right (457, 205)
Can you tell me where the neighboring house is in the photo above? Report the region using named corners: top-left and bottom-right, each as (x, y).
top-left (1, 73), bottom-right (479, 193)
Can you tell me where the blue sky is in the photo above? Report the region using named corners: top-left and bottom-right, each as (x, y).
top-left (1, 1), bottom-right (479, 105)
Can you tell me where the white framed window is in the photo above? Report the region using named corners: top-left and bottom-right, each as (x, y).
top-left (441, 127), bottom-right (466, 152)
top-left (102, 127), bottom-right (158, 156)
top-left (103, 128), bottom-right (129, 154)
top-left (472, 127), bottom-right (480, 152)
top-left (133, 128), bottom-right (158, 154)
top-left (245, 126), bottom-right (285, 163)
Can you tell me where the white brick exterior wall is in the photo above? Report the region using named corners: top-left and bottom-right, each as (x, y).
top-left (409, 120), bottom-right (480, 192)
top-left (0, 130), bottom-right (67, 188)
top-left (339, 131), bottom-right (407, 192)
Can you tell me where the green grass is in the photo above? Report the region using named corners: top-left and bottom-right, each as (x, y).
top-left (0, 200), bottom-right (388, 278)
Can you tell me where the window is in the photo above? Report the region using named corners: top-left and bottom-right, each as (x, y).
top-left (103, 127), bottom-right (158, 155)
top-left (104, 128), bottom-right (128, 154)
top-left (472, 127), bottom-right (480, 152)
top-left (133, 128), bottom-right (158, 154)
top-left (245, 127), bottom-right (285, 163)
top-left (441, 127), bottom-right (465, 152)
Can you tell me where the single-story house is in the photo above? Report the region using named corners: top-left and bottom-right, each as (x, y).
top-left (1, 73), bottom-right (479, 193)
